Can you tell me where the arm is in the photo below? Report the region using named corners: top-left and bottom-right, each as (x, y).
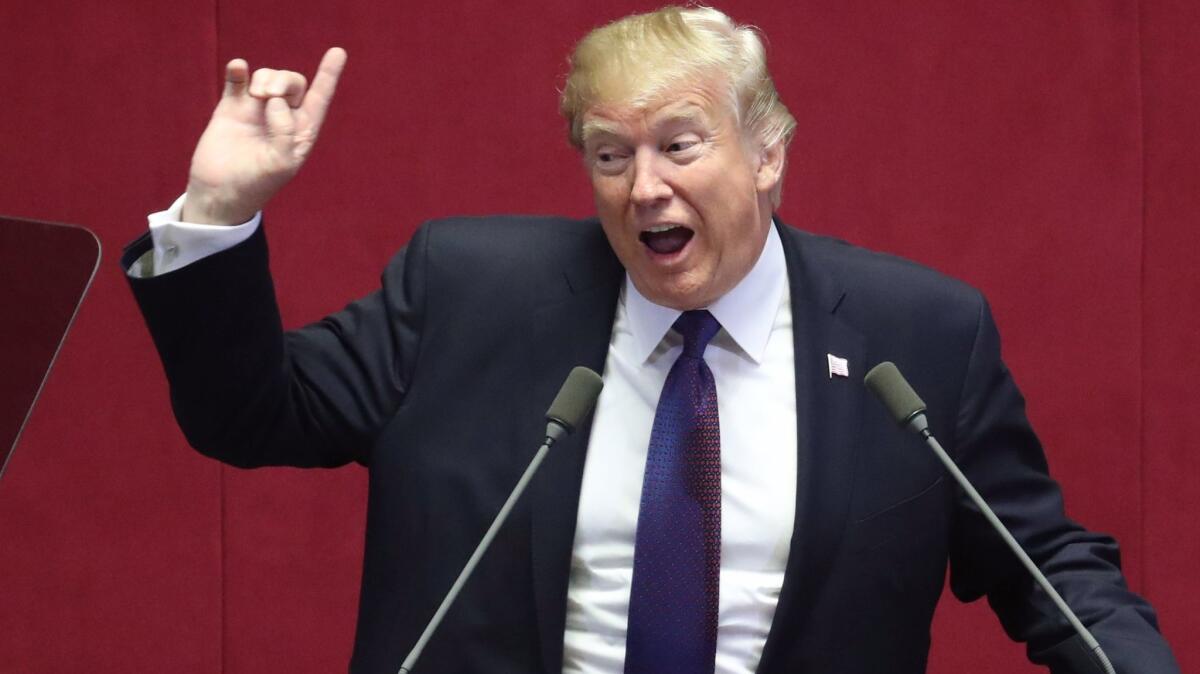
top-left (124, 47), bottom-right (423, 467)
top-left (948, 299), bottom-right (1180, 673)
top-left (122, 220), bottom-right (426, 468)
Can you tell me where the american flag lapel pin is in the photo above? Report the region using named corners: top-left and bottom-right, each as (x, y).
top-left (827, 353), bottom-right (849, 379)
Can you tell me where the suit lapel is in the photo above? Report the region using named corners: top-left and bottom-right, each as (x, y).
top-left (526, 227), bottom-right (622, 674)
top-left (758, 223), bottom-right (866, 673)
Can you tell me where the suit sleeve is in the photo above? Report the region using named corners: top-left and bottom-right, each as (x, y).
top-left (947, 298), bottom-right (1180, 673)
top-left (121, 220), bottom-right (427, 468)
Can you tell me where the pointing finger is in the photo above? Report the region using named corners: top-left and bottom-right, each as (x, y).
top-left (222, 58), bottom-right (249, 98)
top-left (300, 47), bottom-right (348, 129)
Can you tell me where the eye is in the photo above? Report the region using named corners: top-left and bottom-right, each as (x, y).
top-left (590, 146), bottom-right (631, 174)
top-left (664, 134), bottom-right (703, 158)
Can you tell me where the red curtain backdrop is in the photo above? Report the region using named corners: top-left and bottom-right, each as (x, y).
top-left (1, 1), bottom-right (1195, 672)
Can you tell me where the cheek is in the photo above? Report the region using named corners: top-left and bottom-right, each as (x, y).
top-left (595, 200), bottom-right (634, 256)
top-left (691, 179), bottom-right (760, 258)
top-left (591, 175), bottom-right (628, 209)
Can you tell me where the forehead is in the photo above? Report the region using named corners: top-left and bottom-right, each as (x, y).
top-left (580, 81), bottom-right (731, 144)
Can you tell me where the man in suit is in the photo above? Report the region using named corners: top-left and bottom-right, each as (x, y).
top-left (124, 6), bottom-right (1178, 673)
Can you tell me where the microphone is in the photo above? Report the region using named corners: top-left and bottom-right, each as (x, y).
top-left (863, 362), bottom-right (1116, 674)
top-left (863, 361), bottom-right (928, 434)
top-left (545, 366), bottom-right (605, 442)
top-left (397, 366), bottom-right (604, 674)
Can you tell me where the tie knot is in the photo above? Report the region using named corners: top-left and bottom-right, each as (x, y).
top-left (673, 310), bottom-right (721, 359)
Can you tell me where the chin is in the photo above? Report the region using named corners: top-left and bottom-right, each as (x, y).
top-left (633, 269), bottom-right (714, 310)
top-left (648, 287), bottom-right (710, 311)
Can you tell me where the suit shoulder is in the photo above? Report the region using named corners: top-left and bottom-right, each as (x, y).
top-left (781, 225), bottom-right (987, 336)
top-left (788, 226), bottom-right (982, 305)
top-left (387, 214), bottom-right (603, 272)
top-left (425, 214), bottom-right (603, 257)
top-left (377, 214), bottom-right (617, 309)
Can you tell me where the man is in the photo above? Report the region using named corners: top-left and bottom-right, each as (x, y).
top-left (124, 6), bottom-right (1179, 674)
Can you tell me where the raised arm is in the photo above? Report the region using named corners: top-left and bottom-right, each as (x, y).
top-left (124, 47), bottom-right (422, 469)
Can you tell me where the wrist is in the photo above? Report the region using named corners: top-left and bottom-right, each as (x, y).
top-left (182, 184), bottom-right (257, 226)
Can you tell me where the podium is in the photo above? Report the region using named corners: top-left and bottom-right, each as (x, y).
top-left (0, 215), bottom-right (100, 482)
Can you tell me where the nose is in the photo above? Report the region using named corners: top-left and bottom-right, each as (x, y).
top-left (630, 148), bottom-right (672, 206)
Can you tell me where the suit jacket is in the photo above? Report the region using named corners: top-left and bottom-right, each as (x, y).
top-left (123, 216), bottom-right (1178, 674)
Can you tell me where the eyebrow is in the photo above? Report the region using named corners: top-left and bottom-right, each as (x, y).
top-left (656, 106), bottom-right (705, 127)
top-left (580, 106), bottom-right (708, 146)
top-left (580, 119), bottom-right (622, 145)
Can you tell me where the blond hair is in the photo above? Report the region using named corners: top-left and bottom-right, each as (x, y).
top-left (560, 6), bottom-right (796, 154)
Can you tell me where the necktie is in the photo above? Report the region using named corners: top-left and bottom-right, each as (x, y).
top-left (625, 310), bottom-right (722, 674)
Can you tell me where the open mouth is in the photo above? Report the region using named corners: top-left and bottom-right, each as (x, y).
top-left (639, 226), bottom-right (694, 255)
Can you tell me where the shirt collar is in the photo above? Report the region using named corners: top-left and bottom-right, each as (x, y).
top-left (623, 222), bottom-right (787, 364)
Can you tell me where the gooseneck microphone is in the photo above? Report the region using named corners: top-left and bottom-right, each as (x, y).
top-left (863, 361), bottom-right (930, 434)
top-left (864, 362), bottom-right (1116, 674)
top-left (397, 367), bottom-right (604, 674)
top-left (545, 366), bottom-right (606, 441)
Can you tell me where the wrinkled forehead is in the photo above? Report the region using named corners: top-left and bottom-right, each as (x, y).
top-left (578, 66), bottom-right (736, 137)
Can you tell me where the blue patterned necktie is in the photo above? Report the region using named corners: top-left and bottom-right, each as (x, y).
top-left (625, 310), bottom-right (723, 674)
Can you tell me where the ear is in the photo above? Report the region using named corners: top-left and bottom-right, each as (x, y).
top-left (754, 139), bottom-right (786, 194)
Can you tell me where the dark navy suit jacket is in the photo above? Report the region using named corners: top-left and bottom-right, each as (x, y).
top-left (124, 217), bottom-right (1178, 673)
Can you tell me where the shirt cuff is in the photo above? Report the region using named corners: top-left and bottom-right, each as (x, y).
top-left (133, 193), bottom-right (262, 277)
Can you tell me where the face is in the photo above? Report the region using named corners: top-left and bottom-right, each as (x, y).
top-left (581, 78), bottom-right (784, 310)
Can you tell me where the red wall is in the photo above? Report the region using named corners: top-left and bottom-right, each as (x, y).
top-left (1, 1), bottom-right (1195, 672)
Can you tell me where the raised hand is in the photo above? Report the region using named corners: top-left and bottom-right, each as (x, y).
top-left (182, 47), bottom-right (348, 225)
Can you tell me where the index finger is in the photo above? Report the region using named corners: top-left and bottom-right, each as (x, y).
top-left (300, 47), bottom-right (348, 126)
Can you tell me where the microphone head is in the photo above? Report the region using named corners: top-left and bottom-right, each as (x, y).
top-left (545, 366), bottom-right (604, 434)
top-left (864, 361), bottom-right (928, 430)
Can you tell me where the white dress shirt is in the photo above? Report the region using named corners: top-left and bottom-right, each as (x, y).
top-left (137, 201), bottom-right (798, 673)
